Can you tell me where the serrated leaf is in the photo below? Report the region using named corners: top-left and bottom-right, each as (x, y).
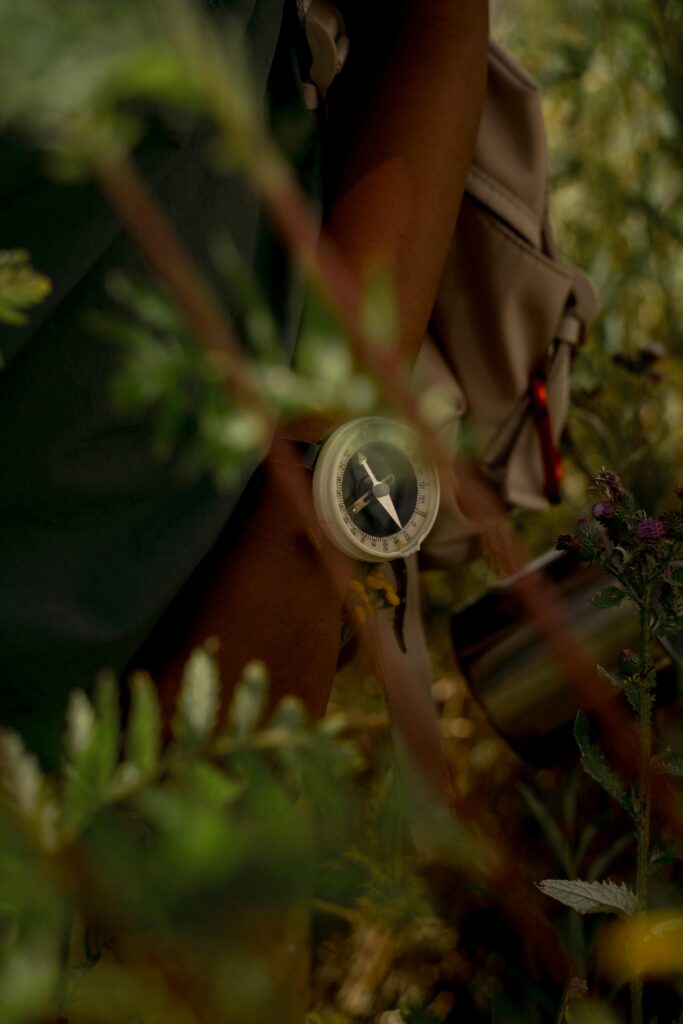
top-left (537, 878), bottom-right (637, 917)
top-left (62, 677), bottom-right (121, 833)
top-left (228, 660), bottom-right (268, 738)
top-left (125, 671), bottom-right (161, 776)
top-left (590, 586), bottom-right (627, 608)
top-left (650, 840), bottom-right (683, 871)
top-left (574, 713), bottom-right (633, 815)
top-left (597, 664), bottom-right (621, 688)
top-left (622, 679), bottom-right (641, 714)
top-left (174, 646), bottom-right (220, 744)
top-left (651, 752), bottom-right (683, 777)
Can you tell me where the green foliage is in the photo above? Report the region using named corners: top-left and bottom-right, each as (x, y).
top-left (590, 586), bottom-right (627, 609)
top-left (0, 0), bottom-right (682, 1021)
top-left (123, 672), bottom-right (162, 780)
top-left (537, 878), bottom-right (638, 917)
top-left (0, 654), bottom-right (374, 1022)
top-left (0, 250), bottom-right (51, 329)
top-left (574, 712), bottom-right (633, 816)
top-left (499, 0), bottom-right (683, 557)
top-left (173, 644), bottom-right (220, 745)
top-left (547, 475), bottom-right (683, 1022)
top-left (62, 674), bottom-right (121, 835)
top-left (0, 0), bottom-right (259, 173)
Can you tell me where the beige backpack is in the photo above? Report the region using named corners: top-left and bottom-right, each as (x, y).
top-left (414, 40), bottom-right (598, 567)
top-left (298, 12), bottom-right (598, 554)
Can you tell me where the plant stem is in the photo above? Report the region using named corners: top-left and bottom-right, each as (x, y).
top-left (631, 585), bottom-right (653, 1024)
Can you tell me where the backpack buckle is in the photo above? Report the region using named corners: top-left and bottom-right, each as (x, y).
top-left (529, 370), bottom-right (563, 505)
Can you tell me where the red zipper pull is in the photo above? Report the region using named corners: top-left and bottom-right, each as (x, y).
top-left (529, 370), bottom-right (563, 505)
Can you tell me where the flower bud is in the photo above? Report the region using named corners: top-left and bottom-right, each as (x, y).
top-left (556, 533), bottom-right (580, 554)
top-left (594, 468), bottom-right (624, 499)
top-left (592, 501), bottom-right (614, 520)
top-left (618, 648), bottom-right (640, 675)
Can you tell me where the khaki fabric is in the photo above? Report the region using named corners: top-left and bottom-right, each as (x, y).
top-left (417, 41), bottom-right (598, 565)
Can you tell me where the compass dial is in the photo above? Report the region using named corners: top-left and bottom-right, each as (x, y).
top-left (312, 418), bottom-right (440, 561)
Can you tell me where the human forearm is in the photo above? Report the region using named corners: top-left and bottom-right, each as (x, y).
top-left (324, 0), bottom-right (489, 363)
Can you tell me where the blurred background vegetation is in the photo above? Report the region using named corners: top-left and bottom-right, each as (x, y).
top-left (498, 0), bottom-right (683, 551)
top-left (0, 1), bottom-right (682, 1023)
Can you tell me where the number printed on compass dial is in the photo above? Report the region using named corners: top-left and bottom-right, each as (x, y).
top-left (313, 418), bottom-right (440, 562)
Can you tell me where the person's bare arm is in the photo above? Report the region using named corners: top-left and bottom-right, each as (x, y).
top-left (323, 0), bottom-right (489, 363)
top-left (141, 4), bottom-right (489, 718)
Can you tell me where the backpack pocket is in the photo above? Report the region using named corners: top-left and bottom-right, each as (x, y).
top-left (415, 42), bottom-right (597, 567)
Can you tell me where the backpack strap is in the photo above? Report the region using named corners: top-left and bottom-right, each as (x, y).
top-left (296, 0), bottom-right (350, 111)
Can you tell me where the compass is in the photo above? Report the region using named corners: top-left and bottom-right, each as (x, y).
top-left (311, 417), bottom-right (440, 561)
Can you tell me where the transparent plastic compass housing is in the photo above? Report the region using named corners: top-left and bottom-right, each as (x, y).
top-left (312, 417), bottom-right (441, 561)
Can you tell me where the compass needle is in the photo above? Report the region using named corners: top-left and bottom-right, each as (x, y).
top-left (311, 417), bottom-right (440, 561)
top-left (348, 474), bottom-right (395, 515)
top-left (358, 454), bottom-right (403, 529)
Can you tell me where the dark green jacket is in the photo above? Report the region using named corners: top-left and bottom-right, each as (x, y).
top-left (0, 0), bottom-right (319, 767)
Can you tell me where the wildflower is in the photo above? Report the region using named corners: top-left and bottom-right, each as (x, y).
top-left (592, 501), bottom-right (614, 520)
top-left (634, 519), bottom-right (667, 543)
top-left (594, 468), bottom-right (624, 500)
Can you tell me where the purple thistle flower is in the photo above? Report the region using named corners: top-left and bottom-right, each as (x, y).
top-left (634, 518), bottom-right (667, 542)
top-left (592, 501), bottom-right (614, 520)
top-left (556, 533), bottom-right (580, 554)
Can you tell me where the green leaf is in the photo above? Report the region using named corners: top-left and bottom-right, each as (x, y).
top-left (0, 249), bottom-right (51, 327)
top-left (574, 713), bottom-right (633, 816)
top-left (651, 751), bottom-right (683, 777)
top-left (173, 645), bottom-right (220, 744)
top-left (518, 783), bottom-right (572, 875)
top-left (269, 696), bottom-right (307, 734)
top-left (596, 664), bottom-right (621, 688)
top-left (174, 761), bottom-right (245, 805)
top-left (590, 586), bottom-right (627, 608)
top-left (650, 838), bottom-right (683, 872)
top-left (0, 730), bottom-right (43, 817)
top-left (94, 672), bottom-right (120, 790)
top-left (537, 878), bottom-right (637, 917)
top-left (61, 676), bottom-right (121, 833)
top-left (228, 660), bottom-right (268, 738)
top-left (668, 568), bottom-right (683, 587)
top-left (124, 671), bottom-right (162, 777)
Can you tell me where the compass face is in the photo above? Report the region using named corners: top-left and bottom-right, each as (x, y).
top-left (312, 418), bottom-right (440, 561)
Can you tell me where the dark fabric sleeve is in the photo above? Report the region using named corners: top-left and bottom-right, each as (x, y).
top-left (0, 0), bottom-right (321, 769)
